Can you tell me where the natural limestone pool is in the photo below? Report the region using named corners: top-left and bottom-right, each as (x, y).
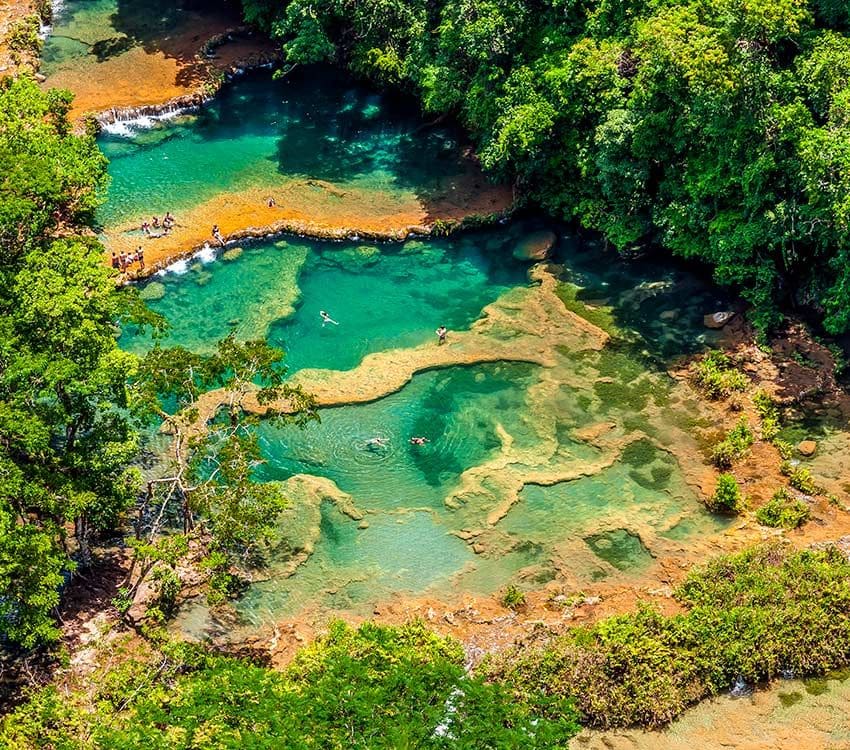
top-left (102, 60), bottom-right (737, 632)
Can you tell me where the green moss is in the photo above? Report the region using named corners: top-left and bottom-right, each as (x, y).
top-left (556, 282), bottom-right (620, 336)
top-left (778, 691), bottom-right (803, 708)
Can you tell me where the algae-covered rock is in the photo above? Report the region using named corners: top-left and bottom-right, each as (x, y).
top-left (139, 281), bottom-right (166, 301)
top-left (513, 230), bottom-right (557, 261)
top-left (222, 246), bottom-right (244, 262)
top-left (194, 271), bottom-right (212, 286)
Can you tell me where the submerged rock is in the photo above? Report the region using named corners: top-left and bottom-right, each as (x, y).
top-left (222, 246), bottom-right (244, 262)
top-left (797, 440), bottom-right (817, 457)
top-left (513, 230), bottom-right (557, 261)
top-left (139, 281), bottom-right (166, 300)
top-left (703, 311), bottom-right (735, 329)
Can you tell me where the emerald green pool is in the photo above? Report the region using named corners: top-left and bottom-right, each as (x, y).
top-left (95, 68), bottom-right (473, 230)
top-left (105, 66), bottom-right (735, 630)
top-left (121, 231), bottom-right (529, 370)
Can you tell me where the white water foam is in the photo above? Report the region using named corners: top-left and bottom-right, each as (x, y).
top-left (193, 244), bottom-right (217, 264)
top-left (165, 259), bottom-right (190, 275)
top-left (100, 107), bottom-right (188, 137)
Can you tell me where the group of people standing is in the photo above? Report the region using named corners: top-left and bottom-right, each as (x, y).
top-left (111, 247), bottom-right (145, 272)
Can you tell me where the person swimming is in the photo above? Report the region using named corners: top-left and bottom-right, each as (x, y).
top-left (409, 436), bottom-right (429, 446)
top-left (365, 437), bottom-right (388, 450)
top-left (320, 310), bottom-right (338, 326)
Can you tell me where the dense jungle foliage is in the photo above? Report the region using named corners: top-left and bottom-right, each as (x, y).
top-left (0, 621), bottom-right (580, 748)
top-left (0, 77), bottom-right (312, 651)
top-left (241, 0), bottom-right (850, 333)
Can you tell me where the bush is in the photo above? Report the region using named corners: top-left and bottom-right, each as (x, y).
top-left (780, 462), bottom-right (819, 495)
top-left (501, 584), bottom-right (527, 610)
top-left (484, 543), bottom-right (850, 729)
top-left (756, 488), bottom-right (810, 528)
top-left (753, 390), bottom-right (782, 442)
top-left (6, 15), bottom-right (42, 56)
top-left (692, 351), bottom-right (749, 400)
top-left (706, 473), bottom-right (744, 513)
top-left (711, 417), bottom-right (754, 468)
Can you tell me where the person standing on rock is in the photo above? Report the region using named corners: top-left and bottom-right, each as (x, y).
top-left (436, 325), bottom-right (448, 345)
top-left (212, 225), bottom-right (224, 246)
top-left (137, 246), bottom-right (145, 270)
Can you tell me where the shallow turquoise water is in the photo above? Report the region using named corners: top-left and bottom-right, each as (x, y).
top-left (238, 364), bottom-right (538, 618)
top-left (96, 68), bottom-right (471, 228)
top-left (97, 61), bottom-right (739, 628)
top-left (122, 229), bottom-right (529, 369)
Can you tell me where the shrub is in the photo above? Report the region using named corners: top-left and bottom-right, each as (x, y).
top-left (706, 473), bottom-right (744, 513)
top-left (6, 15), bottom-right (42, 56)
top-left (501, 584), bottom-right (527, 610)
top-left (711, 417), bottom-right (754, 468)
top-left (752, 390), bottom-right (782, 442)
top-left (484, 543), bottom-right (850, 729)
top-left (692, 351), bottom-right (748, 399)
top-left (756, 488), bottom-right (810, 528)
top-left (780, 462), bottom-right (819, 495)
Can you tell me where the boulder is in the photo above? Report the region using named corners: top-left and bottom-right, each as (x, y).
top-left (659, 309), bottom-right (680, 321)
top-left (703, 311), bottom-right (736, 329)
top-left (797, 440), bottom-right (817, 457)
top-left (513, 230), bottom-right (557, 261)
top-left (222, 246), bottom-right (243, 262)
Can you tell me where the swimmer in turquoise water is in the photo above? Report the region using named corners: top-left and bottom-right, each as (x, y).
top-left (320, 310), bottom-right (338, 326)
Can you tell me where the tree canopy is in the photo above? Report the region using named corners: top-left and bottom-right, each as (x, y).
top-left (243, 0), bottom-right (850, 333)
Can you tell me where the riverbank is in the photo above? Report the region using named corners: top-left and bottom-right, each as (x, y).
top-left (104, 171), bottom-right (514, 278)
top-left (0, 0), bottom-right (42, 75)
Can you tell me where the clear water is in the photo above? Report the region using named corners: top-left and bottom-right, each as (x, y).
top-left (121, 231), bottom-right (529, 369)
top-left (42, 0), bottom-right (229, 77)
top-left (94, 55), bottom-right (738, 628)
top-left (96, 68), bottom-right (473, 229)
top-left (118, 219), bottom-right (734, 624)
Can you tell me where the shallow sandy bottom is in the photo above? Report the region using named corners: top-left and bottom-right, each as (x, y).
top-left (42, 5), bottom-right (279, 121)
